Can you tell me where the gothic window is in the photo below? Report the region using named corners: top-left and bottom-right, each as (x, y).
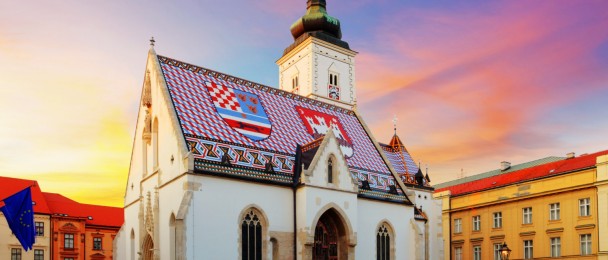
top-left (377, 224), bottom-right (391, 260)
top-left (328, 158), bottom-right (334, 183)
top-left (242, 210), bottom-right (263, 260)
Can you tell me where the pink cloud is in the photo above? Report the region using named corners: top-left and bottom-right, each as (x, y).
top-left (354, 1), bottom-right (608, 182)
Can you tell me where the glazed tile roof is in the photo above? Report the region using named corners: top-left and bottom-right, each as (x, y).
top-left (380, 143), bottom-right (418, 176)
top-left (43, 192), bottom-right (124, 227)
top-left (159, 56), bottom-right (408, 198)
top-left (433, 156), bottom-right (565, 189)
top-left (435, 150), bottom-right (608, 196)
top-left (0, 176), bottom-right (50, 214)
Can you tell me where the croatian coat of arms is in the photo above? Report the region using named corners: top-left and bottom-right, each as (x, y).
top-left (296, 106), bottom-right (354, 157)
top-left (205, 81), bottom-right (272, 141)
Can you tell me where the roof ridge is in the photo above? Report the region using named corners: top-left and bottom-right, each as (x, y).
top-left (157, 55), bottom-right (355, 115)
top-left (436, 150), bottom-right (608, 196)
top-left (434, 156), bottom-right (565, 189)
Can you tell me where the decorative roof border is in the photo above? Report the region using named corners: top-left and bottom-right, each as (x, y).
top-left (157, 55), bottom-right (355, 116)
top-left (188, 137), bottom-right (295, 174)
top-left (194, 160), bottom-right (293, 185)
top-left (185, 134), bottom-right (294, 156)
top-left (358, 189), bottom-right (412, 205)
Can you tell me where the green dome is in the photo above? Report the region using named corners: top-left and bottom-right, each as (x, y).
top-left (290, 0), bottom-right (342, 40)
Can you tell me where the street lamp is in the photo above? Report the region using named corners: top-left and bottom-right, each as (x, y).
top-left (500, 242), bottom-right (512, 260)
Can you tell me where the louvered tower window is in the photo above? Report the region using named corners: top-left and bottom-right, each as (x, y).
top-left (242, 210), bottom-right (262, 260)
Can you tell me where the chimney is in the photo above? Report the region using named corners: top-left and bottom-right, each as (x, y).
top-left (500, 161), bottom-right (511, 171)
top-left (566, 152), bottom-right (575, 159)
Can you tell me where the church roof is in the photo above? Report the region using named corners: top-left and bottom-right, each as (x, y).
top-left (0, 176), bottom-right (50, 214)
top-left (379, 141), bottom-right (418, 176)
top-left (43, 192), bottom-right (124, 228)
top-left (433, 156), bottom-right (566, 189)
top-left (158, 55), bottom-right (410, 202)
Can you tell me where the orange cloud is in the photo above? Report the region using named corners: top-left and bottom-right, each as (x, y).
top-left (354, 1), bottom-right (608, 182)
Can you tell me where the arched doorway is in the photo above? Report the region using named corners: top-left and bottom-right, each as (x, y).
top-left (312, 209), bottom-right (348, 260)
top-left (142, 234), bottom-right (154, 260)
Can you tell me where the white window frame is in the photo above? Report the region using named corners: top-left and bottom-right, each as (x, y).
top-left (454, 218), bottom-right (462, 233)
top-left (549, 203), bottom-right (560, 220)
top-left (472, 215), bottom-right (481, 231)
top-left (523, 207), bottom-right (532, 224)
top-left (493, 243), bottom-right (502, 260)
top-left (11, 248), bottom-right (21, 260)
top-left (579, 198), bottom-right (590, 217)
top-left (454, 247), bottom-right (462, 260)
top-left (524, 240), bottom-right (533, 259)
top-left (493, 212), bottom-right (502, 228)
top-left (34, 249), bottom-right (44, 260)
top-left (580, 234), bottom-right (591, 255)
top-left (550, 237), bottom-right (561, 257)
top-left (473, 245), bottom-right (481, 260)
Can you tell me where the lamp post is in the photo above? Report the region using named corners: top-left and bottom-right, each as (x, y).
top-left (500, 242), bottom-right (512, 260)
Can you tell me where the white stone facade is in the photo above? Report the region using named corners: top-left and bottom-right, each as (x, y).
top-left (114, 32), bottom-right (442, 260)
top-left (277, 37), bottom-right (357, 110)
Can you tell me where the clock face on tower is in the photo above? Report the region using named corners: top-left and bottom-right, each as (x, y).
top-left (328, 85), bottom-right (340, 100)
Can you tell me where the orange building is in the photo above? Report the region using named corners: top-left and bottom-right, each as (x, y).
top-left (44, 192), bottom-right (123, 260)
top-left (1, 176), bottom-right (123, 260)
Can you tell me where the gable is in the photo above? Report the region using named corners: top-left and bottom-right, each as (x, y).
top-left (303, 130), bottom-right (358, 192)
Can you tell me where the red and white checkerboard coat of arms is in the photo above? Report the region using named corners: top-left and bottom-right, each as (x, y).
top-left (296, 106), bottom-right (354, 157)
top-left (205, 81), bottom-right (272, 141)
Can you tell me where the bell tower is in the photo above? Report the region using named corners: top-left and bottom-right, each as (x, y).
top-left (277, 0), bottom-right (358, 109)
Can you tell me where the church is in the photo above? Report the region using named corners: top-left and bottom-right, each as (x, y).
top-left (114, 1), bottom-right (443, 259)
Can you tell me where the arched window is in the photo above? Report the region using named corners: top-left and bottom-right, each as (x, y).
top-left (328, 158), bottom-right (334, 183)
top-left (377, 224), bottom-right (391, 260)
top-left (241, 210), bottom-right (263, 260)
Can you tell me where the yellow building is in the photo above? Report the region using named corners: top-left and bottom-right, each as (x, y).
top-left (596, 154), bottom-right (608, 260)
top-left (434, 150), bottom-right (608, 260)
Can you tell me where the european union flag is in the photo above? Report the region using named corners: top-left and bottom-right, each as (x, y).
top-left (1, 187), bottom-right (35, 251)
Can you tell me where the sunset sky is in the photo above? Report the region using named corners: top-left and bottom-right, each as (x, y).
top-left (1, 0), bottom-right (607, 206)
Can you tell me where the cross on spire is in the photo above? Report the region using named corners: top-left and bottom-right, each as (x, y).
top-left (392, 114), bottom-right (398, 135)
top-left (149, 37), bottom-right (155, 47)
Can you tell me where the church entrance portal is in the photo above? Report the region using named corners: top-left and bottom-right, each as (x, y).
top-left (312, 209), bottom-right (348, 260)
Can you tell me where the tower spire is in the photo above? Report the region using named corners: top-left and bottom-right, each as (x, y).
top-left (289, 0), bottom-right (348, 49)
top-left (392, 114), bottom-right (398, 135)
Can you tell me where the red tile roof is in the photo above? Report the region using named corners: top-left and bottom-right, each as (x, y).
top-left (435, 150), bottom-right (608, 196)
top-left (0, 176), bottom-right (50, 214)
top-left (43, 192), bottom-right (123, 228)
